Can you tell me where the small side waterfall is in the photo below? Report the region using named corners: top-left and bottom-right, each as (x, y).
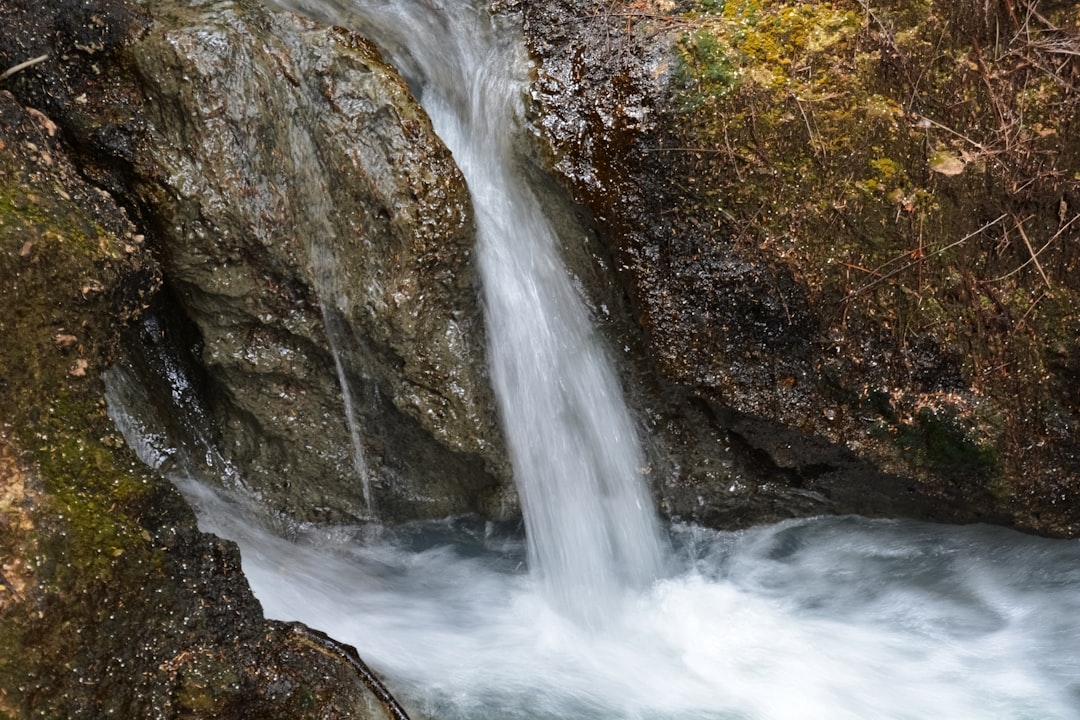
top-left (275, 0), bottom-right (667, 623)
top-left (280, 102), bottom-right (378, 514)
top-left (311, 243), bottom-right (374, 514)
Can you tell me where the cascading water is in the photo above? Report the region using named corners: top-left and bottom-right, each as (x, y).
top-left (270, 0), bottom-right (667, 623)
top-left (311, 242), bottom-right (374, 513)
top-left (413, 0), bottom-right (669, 621)
top-left (104, 0), bottom-right (1080, 718)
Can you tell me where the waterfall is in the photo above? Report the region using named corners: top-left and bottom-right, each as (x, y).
top-left (274, 0), bottom-right (666, 623)
top-left (103, 3), bottom-right (1080, 717)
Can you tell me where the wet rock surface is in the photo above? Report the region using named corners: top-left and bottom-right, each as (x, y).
top-left (1, 0), bottom-right (509, 525)
top-left (2, 0), bottom-right (1078, 709)
top-left (0, 90), bottom-right (404, 718)
top-left (1, 0), bottom-right (1074, 542)
top-left (523, 0), bottom-right (1080, 536)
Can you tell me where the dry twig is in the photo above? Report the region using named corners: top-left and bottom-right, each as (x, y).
top-left (844, 214), bottom-right (1007, 302)
top-left (0, 54), bottom-right (48, 82)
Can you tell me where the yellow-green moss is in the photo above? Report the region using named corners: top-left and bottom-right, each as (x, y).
top-left (0, 140), bottom-right (166, 707)
top-left (28, 392), bottom-right (160, 585)
top-left (663, 0), bottom-right (1080, 510)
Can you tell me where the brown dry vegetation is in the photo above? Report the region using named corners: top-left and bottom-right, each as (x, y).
top-left (526, 0), bottom-right (1080, 534)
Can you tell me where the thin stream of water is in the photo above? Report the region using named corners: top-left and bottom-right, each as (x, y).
top-left (268, 0), bottom-right (667, 624)
top-left (311, 243), bottom-right (374, 514)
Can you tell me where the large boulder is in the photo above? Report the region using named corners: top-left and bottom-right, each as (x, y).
top-left (128, 0), bottom-right (510, 523)
top-left (0, 89), bottom-right (403, 719)
top-left (523, 0), bottom-right (1080, 536)
top-left (2, 0), bottom-right (510, 525)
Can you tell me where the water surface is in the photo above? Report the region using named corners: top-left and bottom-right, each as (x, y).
top-left (179, 479), bottom-right (1080, 720)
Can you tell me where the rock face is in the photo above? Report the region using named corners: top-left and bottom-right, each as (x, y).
top-left (523, 0), bottom-right (1080, 536)
top-left (127, 0), bottom-right (508, 523)
top-left (0, 90), bottom-right (402, 719)
top-left (2, 0), bottom-right (509, 525)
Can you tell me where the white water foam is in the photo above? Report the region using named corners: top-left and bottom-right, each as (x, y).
top-left (105, 364), bottom-right (1080, 720)
top-left (173, 479), bottom-right (1080, 720)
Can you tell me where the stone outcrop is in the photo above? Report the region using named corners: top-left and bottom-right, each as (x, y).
top-left (0, 90), bottom-right (404, 719)
top-left (131, 0), bottom-right (510, 522)
top-left (523, 0), bottom-right (1080, 536)
top-left (2, 0), bottom-right (510, 525)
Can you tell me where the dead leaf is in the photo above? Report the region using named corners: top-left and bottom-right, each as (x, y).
top-left (929, 150), bottom-right (965, 176)
top-left (69, 358), bottom-right (89, 377)
top-left (26, 108), bottom-right (57, 137)
top-left (80, 279), bottom-right (104, 299)
top-left (19, 241), bottom-right (33, 257)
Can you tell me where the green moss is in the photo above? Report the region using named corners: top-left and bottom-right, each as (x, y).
top-left (1, 178), bottom-right (156, 571)
top-left (654, 0), bottom-right (1079, 528)
top-left (673, 30), bottom-right (737, 107)
top-left (176, 653), bottom-right (242, 713)
top-left (858, 385), bottom-right (1001, 475)
top-left (29, 400), bottom-right (159, 585)
top-left (0, 130), bottom-right (168, 711)
top-left (901, 406), bottom-right (998, 470)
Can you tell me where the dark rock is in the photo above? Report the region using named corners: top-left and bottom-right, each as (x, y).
top-left (522, 0), bottom-right (1080, 536)
top-left (0, 90), bottom-right (402, 719)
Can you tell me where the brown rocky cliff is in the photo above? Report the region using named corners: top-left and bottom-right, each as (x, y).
top-left (523, 0), bottom-right (1080, 536)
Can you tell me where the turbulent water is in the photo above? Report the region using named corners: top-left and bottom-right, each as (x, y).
top-left (104, 0), bottom-right (1080, 718)
top-left (99, 443), bottom-right (1080, 720)
top-left (102, 366), bottom-right (1080, 718)
top-left (198, 495), bottom-right (1080, 720)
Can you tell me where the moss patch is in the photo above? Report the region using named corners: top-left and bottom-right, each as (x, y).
top-left (646, 0), bottom-right (1080, 531)
top-left (0, 90), bottom-right (175, 715)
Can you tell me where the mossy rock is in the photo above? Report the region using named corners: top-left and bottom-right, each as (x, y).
top-left (524, 0), bottom-right (1080, 535)
top-left (0, 74), bottom-right (403, 720)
